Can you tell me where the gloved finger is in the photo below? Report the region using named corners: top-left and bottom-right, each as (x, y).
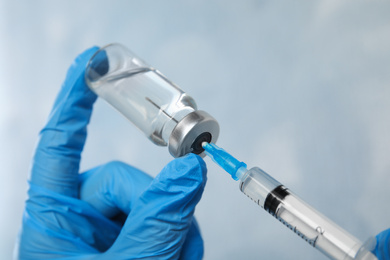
top-left (107, 153), bottom-right (207, 259)
top-left (78, 161), bottom-right (153, 219)
top-left (373, 228), bottom-right (390, 259)
top-left (179, 218), bottom-right (204, 260)
top-left (20, 183), bottom-right (121, 257)
top-left (79, 161), bottom-right (204, 258)
top-left (30, 46), bottom-right (102, 198)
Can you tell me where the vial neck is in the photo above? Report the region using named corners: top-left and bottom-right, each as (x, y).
top-left (161, 107), bottom-right (195, 143)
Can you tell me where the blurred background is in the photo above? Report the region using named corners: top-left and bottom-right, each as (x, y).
top-left (1, 1), bottom-right (389, 259)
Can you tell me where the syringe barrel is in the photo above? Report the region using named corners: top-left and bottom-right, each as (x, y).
top-left (239, 167), bottom-right (377, 260)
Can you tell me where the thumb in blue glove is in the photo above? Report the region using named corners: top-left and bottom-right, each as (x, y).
top-left (16, 46), bottom-right (207, 259)
top-left (79, 155), bottom-right (207, 259)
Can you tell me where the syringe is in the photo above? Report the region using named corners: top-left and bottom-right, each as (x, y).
top-left (202, 142), bottom-right (377, 260)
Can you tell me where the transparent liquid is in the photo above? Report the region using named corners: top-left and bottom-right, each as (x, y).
top-left (240, 168), bottom-right (366, 260)
top-left (89, 69), bottom-right (196, 146)
top-left (276, 195), bottom-right (362, 260)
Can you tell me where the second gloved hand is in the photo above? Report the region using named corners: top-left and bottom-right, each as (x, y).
top-left (373, 229), bottom-right (390, 260)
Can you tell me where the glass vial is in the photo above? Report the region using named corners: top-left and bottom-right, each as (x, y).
top-left (85, 43), bottom-right (219, 157)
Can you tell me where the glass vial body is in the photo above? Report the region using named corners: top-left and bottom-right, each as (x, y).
top-left (85, 44), bottom-right (219, 157)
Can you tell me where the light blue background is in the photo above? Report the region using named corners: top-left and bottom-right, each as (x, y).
top-left (1, 1), bottom-right (389, 259)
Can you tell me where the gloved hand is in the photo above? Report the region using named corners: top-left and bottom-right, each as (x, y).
top-left (373, 229), bottom-right (390, 260)
top-left (15, 47), bottom-right (207, 259)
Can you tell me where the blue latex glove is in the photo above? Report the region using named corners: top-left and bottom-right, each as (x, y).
top-left (373, 229), bottom-right (390, 260)
top-left (16, 47), bottom-right (207, 259)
